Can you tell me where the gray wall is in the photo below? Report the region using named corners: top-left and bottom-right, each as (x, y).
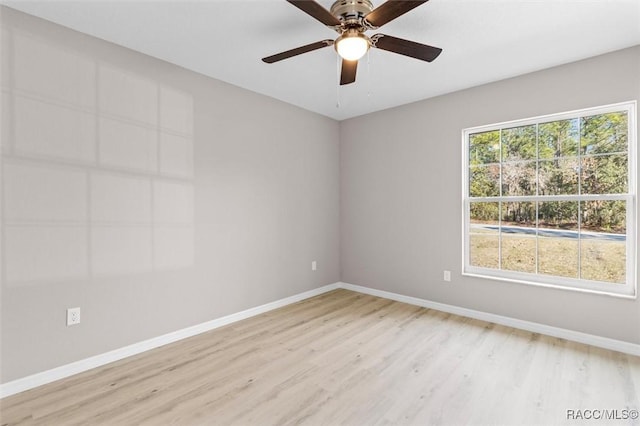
top-left (0, 7), bottom-right (340, 383)
top-left (341, 45), bottom-right (640, 344)
top-left (2, 4), bottom-right (639, 386)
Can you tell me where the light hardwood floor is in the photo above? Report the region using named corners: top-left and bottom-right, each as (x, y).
top-left (2, 289), bottom-right (640, 425)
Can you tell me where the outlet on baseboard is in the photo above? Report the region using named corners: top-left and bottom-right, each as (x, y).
top-left (443, 270), bottom-right (451, 282)
top-left (311, 261), bottom-right (317, 271)
top-left (67, 307), bottom-right (81, 326)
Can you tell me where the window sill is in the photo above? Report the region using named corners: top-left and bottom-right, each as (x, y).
top-left (462, 270), bottom-right (637, 299)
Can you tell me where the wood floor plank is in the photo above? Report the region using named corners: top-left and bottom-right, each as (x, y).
top-left (1, 289), bottom-right (639, 426)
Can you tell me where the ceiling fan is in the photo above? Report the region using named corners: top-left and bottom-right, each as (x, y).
top-left (262, 0), bottom-right (442, 85)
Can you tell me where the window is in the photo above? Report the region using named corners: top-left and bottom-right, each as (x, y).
top-left (463, 102), bottom-right (636, 297)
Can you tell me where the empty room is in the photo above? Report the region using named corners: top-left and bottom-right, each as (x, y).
top-left (1, 0), bottom-right (639, 424)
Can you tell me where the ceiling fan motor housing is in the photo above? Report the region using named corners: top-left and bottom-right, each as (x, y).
top-left (330, 0), bottom-right (374, 28)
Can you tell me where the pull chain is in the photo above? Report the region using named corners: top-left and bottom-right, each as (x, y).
top-left (366, 49), bottom-right (371, 103)
top-left (336, 54), bottom-right (341, 109)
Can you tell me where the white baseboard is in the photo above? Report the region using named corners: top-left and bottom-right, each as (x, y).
top-left (0, 282), bottom-right (340, 399)
top-left (339, 282), bottom-right (640, 357)
top-left (3, 280), bottom-right (638, 399)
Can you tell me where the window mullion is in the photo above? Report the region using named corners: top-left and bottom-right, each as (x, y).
top-left (498, 129), bottom-right (503, 270)
top-left (535, 123), bottom-right (539, 275)
top-left (470, 194), bottom-right (629, 203)
top-left (577, 116), bottom-right (582, 279)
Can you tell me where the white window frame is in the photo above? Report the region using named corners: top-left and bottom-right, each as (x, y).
top-left (462, 101), bottom-right (637, 298)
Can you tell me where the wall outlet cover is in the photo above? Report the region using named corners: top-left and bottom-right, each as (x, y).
top-left (67, 307), bottom-right (81, 326)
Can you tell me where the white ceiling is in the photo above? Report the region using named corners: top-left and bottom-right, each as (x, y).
top-left (3, 0), bottom-right (640, 120)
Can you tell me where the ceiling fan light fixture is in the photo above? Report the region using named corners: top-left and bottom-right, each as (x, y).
top-left (335, 30), bottom-right (370, 61)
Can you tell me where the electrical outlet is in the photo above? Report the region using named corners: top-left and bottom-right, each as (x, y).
top-left (311, 261), bottom-right (317, 271)
top-left (67, 307), bottom-right (81, 326)
top-left (443, 270), bottom-right (451, 282)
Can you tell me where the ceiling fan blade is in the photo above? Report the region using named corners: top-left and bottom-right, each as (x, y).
top-left (372, 34), bottom-right (442, 62)
top-left (340, 59), bottom-right (357, 85)
top-left (262, 40), bottom-right (334, 63)
top-left (364, 0), bottom-right (428, 28)
top-left (286, 0), bottom-right (342, 27)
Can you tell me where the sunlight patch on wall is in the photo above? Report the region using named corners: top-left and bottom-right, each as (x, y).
top-left (1, 29), bottom-right (196, 287)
